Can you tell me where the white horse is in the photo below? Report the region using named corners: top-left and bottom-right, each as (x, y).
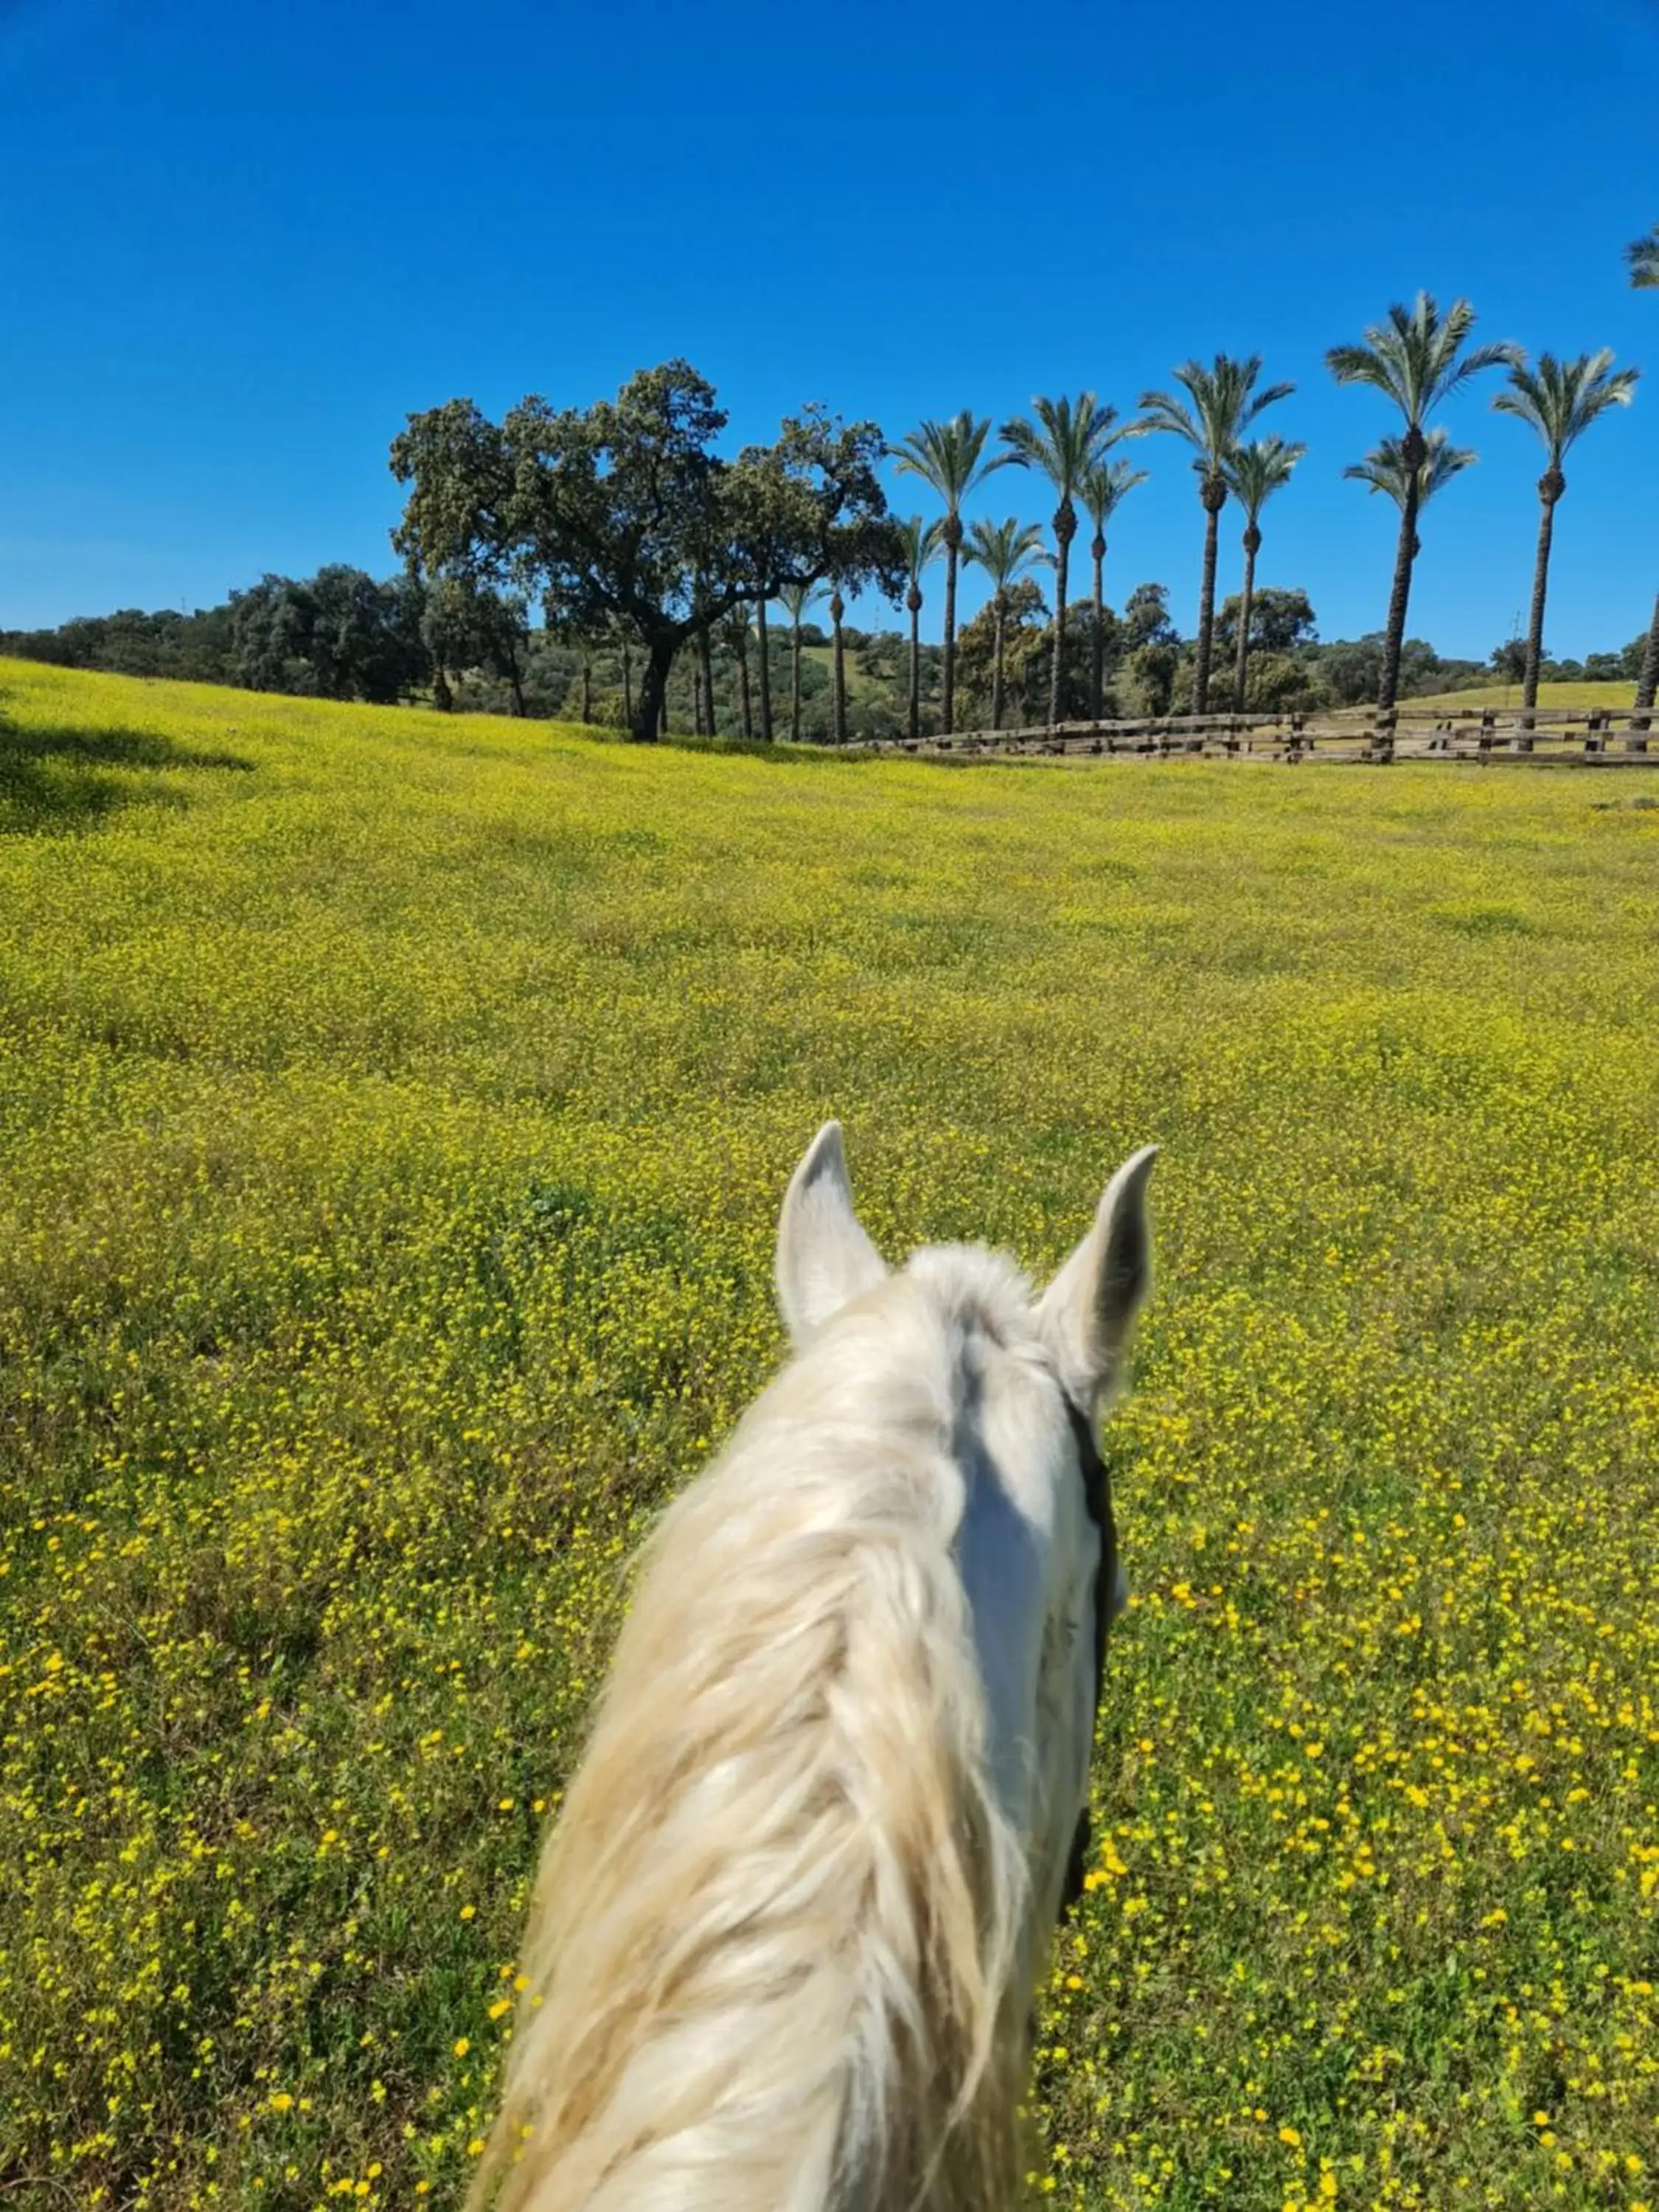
top-left (475, 1124), bottom-right (1157, 2212)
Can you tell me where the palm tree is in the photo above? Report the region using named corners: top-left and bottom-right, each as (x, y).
top-left (891, 413), bottom-right (1009, 735)
top-left (897, 516), bottom-right (942, 740)
top-left (1327, 294), bottom-right (1519, 712)
top-left (776, 580), bottom-right (824, 744)
top-left (1626, 231), bottom-right (1659, 716)
top-left (1490, 351), bottom-right (1639, 709)
top-left (1344, 431), bottom-right (1477, 581)
top-left (696, 627), bottom-right (715, 735)
top-left (999, 394), bottom-right (1124, 726)
top-left (1138, 355), bottom-right (1294, 715)
top-left (827, 580), bottom-right (849, 745)
top-left (754, 596), bottom-right (775, 741)
top-left (964, 518), bottom-right (1046, 732)
top-left (1079, 459), bottom-right (1149, 720)
top-left (1221, 436), bottom-right (1305, 713)
top-left (721, 608), bottom-right (752, 739)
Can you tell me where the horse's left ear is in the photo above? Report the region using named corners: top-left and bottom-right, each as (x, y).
top-left (776, 1121), bottom-right (888, 1346)
top-left (1037, 1145), bottom-right (1158, 1408)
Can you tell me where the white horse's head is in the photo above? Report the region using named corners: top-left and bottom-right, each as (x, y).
top-left (776, 1121), bottom-right (1156, 1969)
top-left (480, 1124), bottom-right (1157, 2212)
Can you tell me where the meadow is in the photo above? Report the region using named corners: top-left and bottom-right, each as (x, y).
top-left (1, 658), bottom-right (1655, 2212)
top-left (1389, 681), bottom-right (1637, 714)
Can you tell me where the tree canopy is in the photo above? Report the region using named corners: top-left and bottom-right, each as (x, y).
top-left (389, 362), bottom-right (903, 740)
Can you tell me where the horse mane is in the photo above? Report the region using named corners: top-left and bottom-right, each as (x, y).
top-left (473, 1247), bottom-right (1044, 2212)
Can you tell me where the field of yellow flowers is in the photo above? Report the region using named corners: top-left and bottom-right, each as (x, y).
top-left (1, 658), bottom-right (1655, 2211)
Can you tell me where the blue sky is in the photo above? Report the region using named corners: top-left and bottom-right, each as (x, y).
top-left (2, 0), bottom-right (1655, 658)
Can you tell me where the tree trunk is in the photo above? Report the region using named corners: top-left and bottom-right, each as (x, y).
top-left (735, 627), bottom-right (752, 740)
top-left (622, 641), bottom-right (633, 728)
top-left (632, 638), bottom-right (672, 742)
top-left (942, 517), bottom-right (961, 734)
top-left (1090, 532), bottom-right (1106, 721)
top-left (1378, 428), bottom-right (1425, 713)
top-left (1231, 524), bottom-right (1259, 714)
top-left (1522, 473), bottom-right (1562, 712)
top-left (992, 594), bottom-right (1006, 732)
top-left (507, 659), bottom-right (526, 717)
top-left (756, 597), bottom-right (773, 741)
top-left (907, 585), bottom-right (922, 740)
top-left (1193, 476), bottom-right (1226, 715)
top-left (830, 591), bottom-right (847, 744)
top-left (433, 665), bottom-right (452, 712)
top-left (580, 655), bottom-right (592, 726)
top-left (790, 617), bottom-right (802, 742)
top-left (1048, 504), bottom-right (1074, 728)
top-left (1635, 588), bottom-right (1659, 720)
top-left (698, 628), bottom-right (715, 736)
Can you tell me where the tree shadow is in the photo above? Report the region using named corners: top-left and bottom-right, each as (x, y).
top-left (0, 717), bottom-right (255, 835)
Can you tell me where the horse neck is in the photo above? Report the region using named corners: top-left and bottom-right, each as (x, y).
top-left (479, 1286), bottom-right (1039, 2212)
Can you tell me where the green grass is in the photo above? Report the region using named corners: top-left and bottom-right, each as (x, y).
top-left (2, 661), bottom-right (1656, 2211)
top-left (1399, 681), bottom-right (1636, 714)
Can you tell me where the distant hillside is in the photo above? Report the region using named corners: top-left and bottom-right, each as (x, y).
top-left (1399, 680), bottom-right (1636, 714)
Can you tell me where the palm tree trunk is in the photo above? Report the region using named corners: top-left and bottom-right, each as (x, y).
top-left (1193, 491), bottom-right (1222, 715)
top-left (992, 596), bottom-right (1006, 732)
top-left (735, 627), bottom-right (751, 740)
top-left (1090, 534), bottom-right (1105, 721)
top-left (1378, 436), bottom-right (1424, 714)
top-left (755, 597), bottom-right (773, 741)
top-left (831, 594), bottom-right (847, 745)
top-left (1232, 526), bottom-right (1259, 714)
top-left (1635, 589), bottom-right (1659, 720)
top-left (907, 589), bottom-right (922, 740)
top-left (1048, 509), bottom-right (1074, 728)
top-left (942, 530), bottom-right (960, 734)
top-left (1522, 495), bottom-right (1557, 712)
top-left (790, 616), bottom-right (802, 742)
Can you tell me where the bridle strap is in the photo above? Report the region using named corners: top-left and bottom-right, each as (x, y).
top-left (1058, 1393), bottom-right (1112, 1921)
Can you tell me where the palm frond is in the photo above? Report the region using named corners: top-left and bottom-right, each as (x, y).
top-left (889, 411), bottom-right (1010, 513)
top-left (1328, 291), bottom-right (1517, 427)
top-left (1222, 434), bottom-right (1307, 518)
top-left (1139, 355), bottom-right (1292, 469)
top-left (997, 393), bottom-right (1121, 502)
top-left (776, 580), bottom-right (826, 622)
top-left (1491, 348), bottom-right (1639, 462)
top-left (895, 512), bottom-right (944, 588)
top-left (1629, 224), bottom-right (1659, 288)
top-left (962, 517), bottom-right (1047, 590)
top-left (1081, 456), bottom-right (1151, 527)
top-left (1344, 426), bottom-right (1475, 510)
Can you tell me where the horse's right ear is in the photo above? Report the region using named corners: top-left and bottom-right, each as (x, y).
top-left (1037, 1145), bottom-right (1158, 1409)
top-left (776, 1122), bottom-right (888, 1347)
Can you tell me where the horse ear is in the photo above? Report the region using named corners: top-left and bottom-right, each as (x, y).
top-left (1037, 1145), bottom-right (1158, 1408)
top-left (776, 1121), bottom-right (887, 1346)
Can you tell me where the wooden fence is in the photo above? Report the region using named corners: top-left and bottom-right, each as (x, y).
top-left (838, 704), bottom-right (1659, 766)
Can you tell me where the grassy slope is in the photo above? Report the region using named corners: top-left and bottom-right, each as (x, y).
top-left (2, 661), bottom-right (1656, 2211)
top-left (1399, 680), bottom-right (1636, 713)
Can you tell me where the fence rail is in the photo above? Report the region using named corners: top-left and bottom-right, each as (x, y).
top-left (836, 704), bottom-right (1659, 765)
